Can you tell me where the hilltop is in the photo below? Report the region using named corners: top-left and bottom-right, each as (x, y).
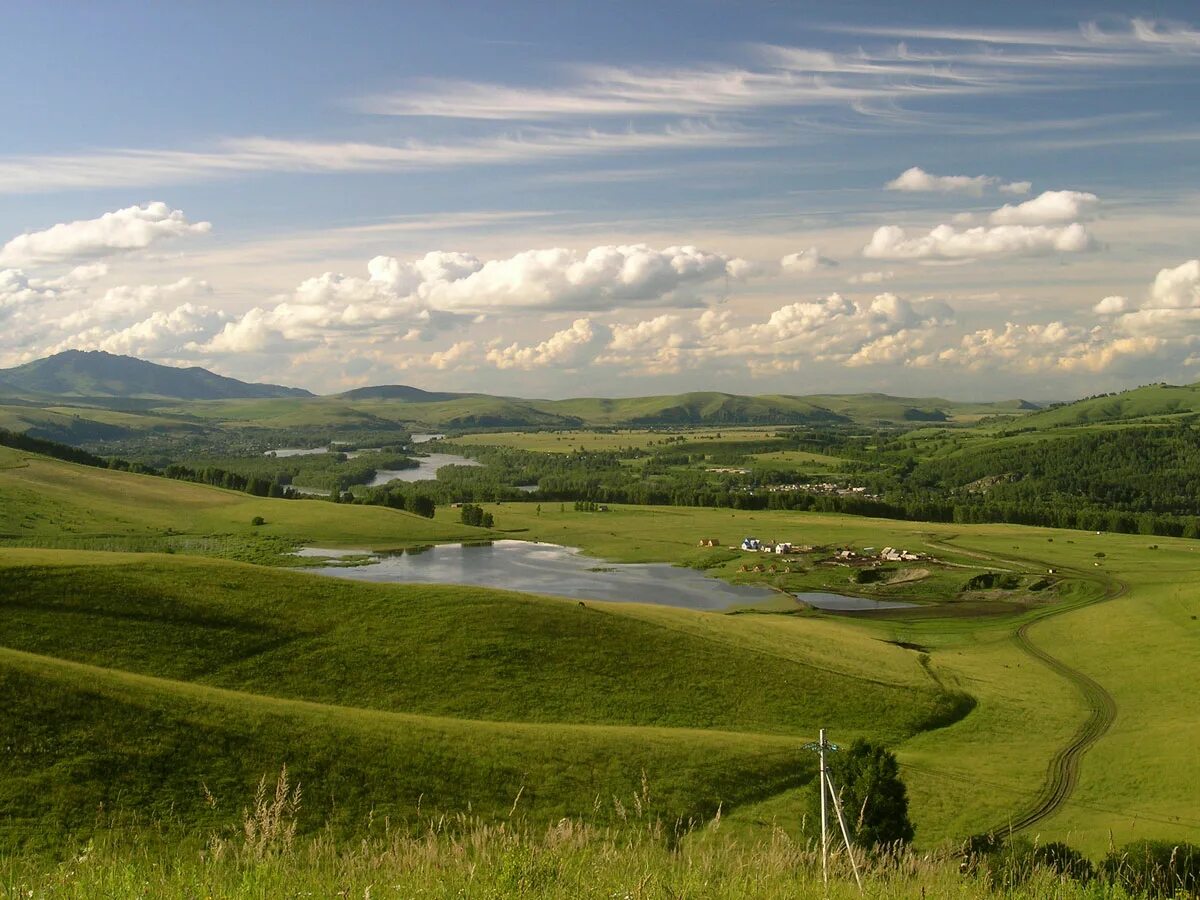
top-left (0, 351), bottom-right (1045, 433)
top-left (0, 350), bottom-right (313, 401)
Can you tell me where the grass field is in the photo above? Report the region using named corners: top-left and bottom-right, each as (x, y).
top-left (0, 548), bottom-right (981, 850)
top-left (453, 428), bottom-right (783, 453)
top-left (2, 446), bottom-right (1199, 859)
top-left (454, 501), bottom-right (1200, 852)
top-left (0, 445), bottom-right (482, 556)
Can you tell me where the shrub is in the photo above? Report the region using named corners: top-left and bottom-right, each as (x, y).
top-left (962, 836), bottom-right (1092, 889)
top-left (251, 516), bottom-right (266, 526)
top-left (1101, 840), bottom-right (1200, 896)
top-left (806, 739), bottom-right (913, 849)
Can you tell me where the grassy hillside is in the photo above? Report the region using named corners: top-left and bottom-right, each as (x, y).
top-left (998, 382), bottom-right (1200, 429)
top-left (0, 445), bottom-right (481, 554)
top-left (0, 549), bottom-right (973, 846)
top-left (0, 350), bottom-right (311, 400)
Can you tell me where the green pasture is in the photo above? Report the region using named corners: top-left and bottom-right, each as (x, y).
top-left (0, 446), bottom-right (481, 552)
top-left (3, 446), bottom-right (1199, 854)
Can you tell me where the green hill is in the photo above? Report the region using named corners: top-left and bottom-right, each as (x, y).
top-left (0, 549), bottom-right (962, 844)
top-left (0, 350), bottom-right (312, 401)
top-left (998, 383), bottom-right (1200, 430)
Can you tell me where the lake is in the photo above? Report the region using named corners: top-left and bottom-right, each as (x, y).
top-left (306, 540), bottom-right (778, 610)
top-left (794, 591), bottom-right (917, 611)
top-left (367, 452), bottom-right (482, 486)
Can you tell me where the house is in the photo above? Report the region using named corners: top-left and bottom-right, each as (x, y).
top-left (698, 538), bottom-right (720, 547)
top-left (773, 542), bottom-right (793, 554)
top-left (741, 537), bottom-right (762, 551)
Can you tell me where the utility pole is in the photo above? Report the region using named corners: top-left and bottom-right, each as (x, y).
top-left (818, 727), bottom-right (829, 893)
top-left (805, 729), bottom-right (864, 897)
top-left (826, 766), bottom-right (865, 894)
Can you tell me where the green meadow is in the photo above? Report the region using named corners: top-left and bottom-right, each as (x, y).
top-left (1, 440), bottom-right (1198, 884)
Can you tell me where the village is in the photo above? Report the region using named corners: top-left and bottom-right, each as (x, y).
top-left (697, 535), bottom-right (933, 575)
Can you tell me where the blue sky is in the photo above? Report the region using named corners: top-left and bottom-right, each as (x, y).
top-left (2, 1), bottom-right (1199, 398)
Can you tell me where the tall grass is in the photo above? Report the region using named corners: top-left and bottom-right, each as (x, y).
top-left (0, 803), bottom-right (1141, 899)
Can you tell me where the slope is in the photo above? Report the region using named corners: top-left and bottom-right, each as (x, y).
top-left (0, 445), bottom-right (480, 550)
top-left (0, 350), bottom-right (312, 400)
top-left (0, 549), bottom-right (968, 845)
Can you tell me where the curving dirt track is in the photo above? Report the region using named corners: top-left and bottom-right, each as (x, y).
top-left (998, 577), bottom-right (1124, 834)
top-left (925, 535), bottom-right (1125, 835)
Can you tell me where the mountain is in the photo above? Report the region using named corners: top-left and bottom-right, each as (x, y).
top-left (337, 385), bottom-right (482, 402)
top-left (0, 351), bottom-right (313, 401)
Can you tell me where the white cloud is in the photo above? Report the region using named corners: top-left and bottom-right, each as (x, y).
top-left (780, 247), bottom-right (837, 274)
top-left (487, 318), bottom-right (611, 370)
top-left (849, 270), bottom-right (893, 284)
top-left (1093, 295), bottom-right (1129, 315)
top-left (0, 125), bottom-right (764, 194)
top-left (863, 222), bottom-right (1093, 260)
top-left (51, 302), bottom-right (228, 358)
top-left (1147, 259), bottom-right (1200, 308)
top-left (989, 190), bottom-right (1098, 225)
top-left (885, 167), bottom-right (998, 196)
top-left (57, 277), bottom-right (212, 332)
top-left (428, 340), bottom-right (478, 371)
top-left (0, 203), bottom-right (211, 267)
top-left (405, 244), bottom-right (739, 312)
top-left (920, 321), bottom-right (1164, 374)
top-left (0, 269), bottom-right (66, 318)
top-left (999, 181), bottom-right (1033, 195)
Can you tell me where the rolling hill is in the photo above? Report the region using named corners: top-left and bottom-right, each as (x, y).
top-left (0, 350), bottom-right (312, 401)
top-left (0, 351), bottom-right (1045, 431)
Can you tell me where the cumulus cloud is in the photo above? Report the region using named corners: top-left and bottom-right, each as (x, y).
top-left (989, 190), bottom-right (1099, 225)
top-left (849, 270), bottom-right (893, 284)
top-left (918, 321), bottom-right (1163, 374)
top-left (0, 202), bottom-right (211, 267)
top-left (199, 242), bottom-right (741, 358)
top-left (51, 302), bottom-right (228, 358)
top-left (1093, 295), bottom-right (1129, 315)
top-left (57, 277), bottom-right (211, 332)
top-left (429, 340), bottom-right (478, 371)
top-left (487, 318), bottom-right (611, 370)
top-left (708, 292), bottom-right (953, 368)
top-left (1147, 259), bottom-right (1200, 308)
top-left (885, 166), bottom-right (1029, 196)
top-left (863, 222), bottom-right (1093, 260)
top-left (408, 244), bottom-right (741, 312)
top-left (0, 269), bottom-right (65, 318)
top-left (780, 247), bottom-right (837, 274)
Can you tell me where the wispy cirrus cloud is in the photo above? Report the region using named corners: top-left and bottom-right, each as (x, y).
top-left (0, 123), bottom-right (764, 195)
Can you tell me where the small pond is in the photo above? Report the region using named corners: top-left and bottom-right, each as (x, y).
top-left (795, 591), bottom-right (917, 612)
top-left (306, 540), bottom-right (777, 610)
top-left (367, 452), bottom-right (482, 486)
top-left (266, 446), bottom-right (329, 458)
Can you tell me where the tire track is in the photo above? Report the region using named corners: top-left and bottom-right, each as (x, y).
top-left (994, 574), bottom-right (1124, 834)
top-left (924, 534), bottom-right (1125, 835)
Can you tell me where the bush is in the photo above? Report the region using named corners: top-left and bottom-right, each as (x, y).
top-left (962, 836), bottom-right (1092, 889)
top-left (806, 739), bottom-right (913, 849)
top-left (251, 516), bottom-right (266, 526)
top-left (1101, 840), bottom-right (1200, 896)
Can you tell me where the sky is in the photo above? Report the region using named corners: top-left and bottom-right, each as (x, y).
top-left (2, 1), bottom-right (1199, 400)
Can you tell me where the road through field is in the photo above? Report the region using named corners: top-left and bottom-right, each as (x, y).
top-left (926, 535), bottom-right (1124, 835)
top-left (993, 574), bottom-right (1125, 834)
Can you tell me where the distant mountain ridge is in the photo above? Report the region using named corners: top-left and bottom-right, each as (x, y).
top-left (0, 351), bottom-right (312, 401)
top-left (0, 351), bottom-right (1049, 427)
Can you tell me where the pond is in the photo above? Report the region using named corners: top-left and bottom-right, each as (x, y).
top-left (306, 540), bottom-right (778, 610)
top-left (367, 452), bottom-right (482, 486)
top-left (265, 446), bottom-right (329, 458)
top-left (794, 591), bottom-right (917, 612)
top-left (411, 433), bottom-right (445, 444)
